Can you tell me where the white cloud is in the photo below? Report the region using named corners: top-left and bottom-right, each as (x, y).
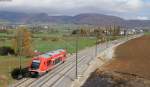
top-left (137, 16), bottom-right (149, 20)
top-left (0, 0), bottom-right (145, 11)
top-left (125, 0), bottom-right (143, 11)
top-left (0, 0), bottom-right (149, 18)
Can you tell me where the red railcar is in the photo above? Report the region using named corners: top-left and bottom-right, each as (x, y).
top-left (28, 49), bottom-right (67, 76)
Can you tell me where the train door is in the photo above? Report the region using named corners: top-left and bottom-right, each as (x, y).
top-left (47, 60), bottom-right (51, 66)
top-left (41, 60), bottom-right (47, 72)
top-left (46, 60), bottom-right (53, 71)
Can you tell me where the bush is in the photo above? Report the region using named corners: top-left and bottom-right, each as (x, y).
top-left (11, 68), bottom-right (29, 80)
top-left (72, 29), bottom-right (80, 35)
top-left (41, 37), bottom-right (49, 41)
top-left (11, 68), bottom-right (22, 80)
top-left (51, 37), bottom-right (59, 42)
top-left (0, 46), bottom-right (15, 56)
top-left (0, 38), bottom-right (6, 42)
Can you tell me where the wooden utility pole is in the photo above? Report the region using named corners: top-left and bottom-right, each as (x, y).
top-left (18, 30), bottom-right (23, 77)
top-left (95, 31), bottom-right (98, 57)
top-left (75, 34), bottom-right (78, 79)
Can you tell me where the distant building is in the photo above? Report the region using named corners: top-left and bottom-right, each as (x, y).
top-left (120, 30), bottom-right (125, 35)
top-left (0, 24), bottom-right (7, 30)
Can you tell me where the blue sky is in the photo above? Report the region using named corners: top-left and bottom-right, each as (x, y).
top-left (0, 0), bottom-right (150, 20)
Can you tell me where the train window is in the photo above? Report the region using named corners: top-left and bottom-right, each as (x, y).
top-left (54, 58), bottom-right (61, 65)
top-left (31, 60), bottom-right (40, 70)
top-left (54, 59), bottom-right (59, 64)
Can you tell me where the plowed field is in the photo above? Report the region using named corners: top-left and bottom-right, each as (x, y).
top-left (103, 35), bottom-right (150, 79)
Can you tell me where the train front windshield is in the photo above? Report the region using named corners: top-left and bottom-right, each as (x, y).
top-left (31, 60), bottom-right (40, 70)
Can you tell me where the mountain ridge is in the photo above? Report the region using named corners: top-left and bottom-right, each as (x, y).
top-left (0, 11), bottom-right (150, 28)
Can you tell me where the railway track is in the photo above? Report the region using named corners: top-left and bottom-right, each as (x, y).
top-left (36, 56), bottom-right (87, 87)
top-left (12, 78), bottom-right (30, 87)
top-left (50, 55), bottom-right (93, 87)
top-left (12, 47), bottom-right (94, 87)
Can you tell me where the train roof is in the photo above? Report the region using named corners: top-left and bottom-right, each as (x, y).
top-left (37, 49), bottom-right (65, 59)
top-left (39, 54), bottom-right (50, 58)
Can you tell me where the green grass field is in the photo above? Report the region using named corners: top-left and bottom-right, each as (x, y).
top-left (0, 31), bottom-right (97, 86)
top-left (33, 37), bottom-right (96, 53)
top-left (0, 56), bottom-right (29, 86)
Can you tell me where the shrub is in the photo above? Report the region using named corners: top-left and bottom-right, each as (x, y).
top-left (0, 46), bottom-right (15, 56)
top-left (11, 68), bottom-right (23, 80)
top-left (11, 68), bottom-right (29, 80)
top-left (50, 37), bottom-right (59, 42)
top-left (0, 38), bottom-right (6, 42)
top-left (41, 37), bottom-right (49, 41)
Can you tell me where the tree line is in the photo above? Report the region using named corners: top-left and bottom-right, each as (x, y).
top-left (71, 25), bottom-right (121, 37)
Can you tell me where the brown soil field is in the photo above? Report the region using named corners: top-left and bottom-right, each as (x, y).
top-left (83, 35), bottom-right (150, 87)
top-left (102, 35), bottom-right (150, 79)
